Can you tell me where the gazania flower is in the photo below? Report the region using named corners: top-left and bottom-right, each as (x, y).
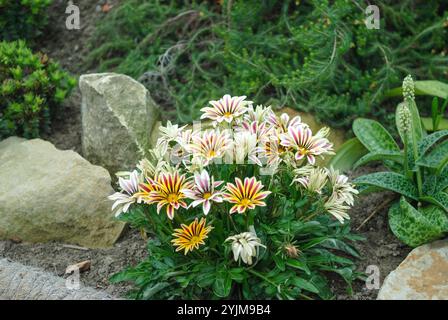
top-left (200, 94), bottom-right (252, 125)
top-left (324, 194), bottom-right (351, 223)
top-left (225, 232), bottom-right (266, 265)
top-left (244, 104), bottom-right (274, 123)
top-left (172, 218), bottom-right (213, 254)
top-left (280, 125), bottom-right (334, 165)
top-left (158, 120), bottom-right (187, 145)
top-left (327, 167), bottom-right (358, 206)
top-left (140, 171), bottom-right (192, 220)
top-left (187, 129), bottom-right (232, 165)
top-left (223, 177), bottom-right (271, 214)
top-left (232, 131), bottom-right (263, 166)
top-left (108, 170), bottom-right (140, 217)
top-left (182, 170), bottom-right (224, 215)
top-left (293, 167), bottom-right (328, 194)
top-left (267, 112), bottom-right (303, 133)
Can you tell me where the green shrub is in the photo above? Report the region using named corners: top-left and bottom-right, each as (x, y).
top-left (0, 40), bottom-right (76, 139)
top-left (87, 0), bottom-right (448, 128)
top-left (0, 0), bottom-right (52, 41)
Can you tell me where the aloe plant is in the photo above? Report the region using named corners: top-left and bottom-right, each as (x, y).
top-left (352, 75), bottom-right (448, 247)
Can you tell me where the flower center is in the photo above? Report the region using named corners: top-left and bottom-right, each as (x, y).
top-left (190, 235), bottom-right (201, 245)
top-left (203, 192), bottom-right (212, 199)
top-left (299, 147), bottom-right (309, 155)
top-left (167, 193), bottom-right (179, 203)
top-left (240, 198), bottom-right (251, 206)
top-left (207, 150), bottom-right (217, 158)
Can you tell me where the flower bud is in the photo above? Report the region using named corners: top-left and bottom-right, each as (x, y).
top-left (402, 75), bottom-right (415, 102)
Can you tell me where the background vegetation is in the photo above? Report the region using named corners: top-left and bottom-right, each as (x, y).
top-left (87, 0), bottom-right (448, 128)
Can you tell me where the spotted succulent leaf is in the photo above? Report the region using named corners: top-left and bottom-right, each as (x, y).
top-left (388, 198), bottom-right (447, 247)
top-left (354, 172), bottom-right (418, 200)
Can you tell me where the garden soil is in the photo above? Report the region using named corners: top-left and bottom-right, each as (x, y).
top-left (0, 1), bottom-right (411, 300)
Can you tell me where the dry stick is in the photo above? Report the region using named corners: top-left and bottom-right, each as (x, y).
top-left (356, 196), bottom-right (397, 231)
top-left (61, 244), bottom-right (89, 251)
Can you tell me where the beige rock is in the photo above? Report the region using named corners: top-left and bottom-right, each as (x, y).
top-left (377, 240), bottom-right (448, 300)
top-left (0, 137), bottom-right (125, 248)
top-left (79, 73), bottom-right (160, 175)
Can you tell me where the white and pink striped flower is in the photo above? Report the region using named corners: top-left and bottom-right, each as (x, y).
top-left (200, 94), bottom-right (252, 125)
top-left (267, 112), bottom-right (303, 133)
top-left (108, 170), bottom-right (140, 217)
top-left (280, 126), bottom-right (333, 165)
top-left (186, 129), bottom-right (233, 165)
top-left (182, 170), bottom-right (224, 215)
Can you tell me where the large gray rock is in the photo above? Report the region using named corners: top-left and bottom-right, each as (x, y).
top-left (80, 73), bottom-right (160, 174)
top-left (0, 137), bottom-right (125, 248)
top-left (0, 258), bottom-right (119, 300)
top-left (378, 240), bottom-right (448, 300)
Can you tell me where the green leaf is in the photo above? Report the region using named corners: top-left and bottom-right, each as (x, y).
top-left (416, 139), bottom-right (448, 172)
top-left (354, 151), bottom-right (403, 168)
top-left (273, 254), bottom-right (286, 271)
top-left (422, 117), bottom-right (448, 131)
top-left (321, 238), bottom-right (360, 258)
top-left (353, 119), bottom-right (400, 153)
top-left (213, 270), bottom-right (232, 298)
top-left (417, 130), bottom-right (448, 156)
top-left (286, 258), bottom-right (311, 275)
top-left (388, 198), bottom-right (447, 247)
top-left (420, 192), bottom-right (448, 213)
top-left (354, 172), bottom-right (418, 200)
top-left (437, 167), bottom-right (448, 191)
top-left (385, 80), bottom-right (448, 99)
top-left (142, 282), bottom-right (170, 299)
top-left (290, 277), bottom-right (319, 294)
top-left (328, 138), bottom-right (368, 172)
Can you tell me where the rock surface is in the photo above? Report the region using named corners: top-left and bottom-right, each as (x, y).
top-left (0, 137), bottom-right (124, 248)
top-left (377, 239), bottom-right (448, 300)
top-left (0, 258), bottom-right (119, 300)
top-left (80, 73), bottom-right (160, 174)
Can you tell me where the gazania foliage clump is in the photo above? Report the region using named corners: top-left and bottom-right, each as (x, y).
top-left (109, 95), bottom-right (362, 300)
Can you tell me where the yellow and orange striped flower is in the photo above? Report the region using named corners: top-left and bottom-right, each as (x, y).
top-left (223, 177), bottom-right (271, 214)
top-left (171, 218), bottom-right (213, 254)
top-left (138, 171), bottom-right (192, 220)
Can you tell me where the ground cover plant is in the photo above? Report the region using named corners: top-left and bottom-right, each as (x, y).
top-left (0, 40), bottom-right (76, 139)
top-left (108, 95), bottom-right (363, 299)
top-left (351, 76), bottom-right (448, 247)
top-left (87, 0), bottom-right (448, 128)
top-left (0, 0), bottom-right (52, 41)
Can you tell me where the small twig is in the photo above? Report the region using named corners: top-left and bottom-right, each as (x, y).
top-left (356, 196), bottom-right (396, 231)
top-left (62, 244), bottom-right (89, 251)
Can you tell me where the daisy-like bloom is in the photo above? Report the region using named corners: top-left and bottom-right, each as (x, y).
top-left (223, 177), bottom-right (271, 214)
top-left (187, 129), bottom-right (233, 165)
top-left (171, 218), bottom-right (213, 255)
top-left (232, 131), bottom-right (263, 166)
top-left (244, 104), bottom-right (274, 123)
top-left (139, 171), bottom-right (192, 220)
top-left (225, 232), bottom-right (266, 265)
top-left (327, 167), bottom-right (358, 206)
top-left (238, 120), bottom-right (272, 143)
top-left (182, 170), bottom-right (224, 215)
top-left (267, 112), bottom-right (303, 133)
top-left (108, 170), bottom-right (140, 217)
top-left (158, 120), bottom-right (187, 145)
top-left (280, 125), bottom-right (334, 165)
top-left (324, 193), bottom-right (351, 223)
top-left (200, 94), bottom-right (252, 125)
top-left (293, 167), bottom-right (328, 194)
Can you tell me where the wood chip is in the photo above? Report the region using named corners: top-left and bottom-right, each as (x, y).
top-left (62, 244), bottom-right (89, 251)
top-left (65, 260), bottom-right (91, 274)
